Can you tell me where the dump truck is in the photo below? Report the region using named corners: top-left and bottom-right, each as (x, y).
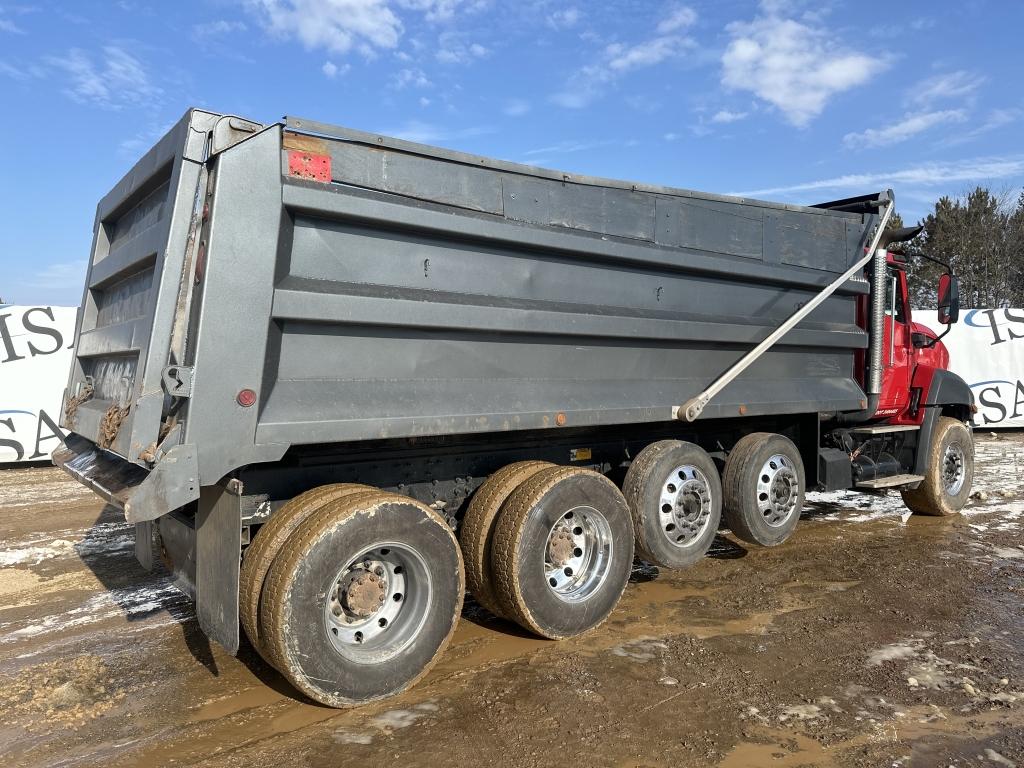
top-left (54, 108), bottom-right (974, 708)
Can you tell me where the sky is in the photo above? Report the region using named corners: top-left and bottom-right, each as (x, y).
top-left (1, 0), bottom-right (1022, 306)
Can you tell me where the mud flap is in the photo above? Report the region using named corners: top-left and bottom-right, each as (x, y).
top-left (196, 485), bottom-right (242, 655)
top-left (134, 521), bottom-right (155, 571)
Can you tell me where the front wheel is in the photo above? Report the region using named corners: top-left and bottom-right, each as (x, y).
top-left (902, 416), bottom-right (974, 516)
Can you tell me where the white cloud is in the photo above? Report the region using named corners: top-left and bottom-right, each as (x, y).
top-left (552, 16), bottom-right (697, 110)
top-left (192, 19), bottom-right (247, 40)
top-left (711, 109), bottom-right (747, 124)
top-left (0, 60), bottom-right (42, 80)
top-left (721, 2), bottom-right (888, 127)
top-left (843, 109), bottom-right (967, 149)
top-left (46, 46), bottom-right (159, 109)
top-left (657, 5), bottom-right (696, 34)
top-left (0, 17), bottom-right (23, 34)
top-left (322, 60), bottom-right (350, 77)
top-left (664, 132), bottom-right (680, 141)
top-left (503, 98), bottom-right (530, 116)
top-left (547, 7), bottom-right (581, 30)
top-left (419, 95), bottom-right (431, 106)
top-left (7, 260), bottom-right (88, 305)
top-left (909, 70), bottom-right (985, 107)
top-left (391, 66), bottom-right (431, 88)
top-left (436, 35), bottom-right (488, 64)
top-left (396, 0), bottom-right (484, 23)
top-left (244, 0), bottom-right (402, 54)
top-left (524, 139), bottom-right (615, 157)
top-left (730, 155), bottom-right (1024, 198)
top-left (382, 120), bottom-right (493, 143)
top-left (938, 108), bottom-right (1021, 148)
top-left (607, 35), bottom-right (693, 72)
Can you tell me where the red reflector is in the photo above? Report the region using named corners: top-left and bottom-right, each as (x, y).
top-left (237, 389), bottom-right (257, 407)
top-left (287, 150), bottom-right (331, 182)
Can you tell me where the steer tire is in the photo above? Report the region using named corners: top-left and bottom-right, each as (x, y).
top-left (260, 491), bottom-right (464, 708)
top-left (722, 432), bottom-right (805, 547)
top-left (901, 416), bottom-right (974, 516)
top-left (490, 466), bottom-right (633, 640)
top-left (460, 460), bottom-right (554, 619)
top-left (623, 440), bottom-right (722, 569)
top-left (239, 483), bottom-right (373, 659)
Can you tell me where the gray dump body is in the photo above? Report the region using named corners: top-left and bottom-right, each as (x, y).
top-left (58, 108), bottom-right (876, 522)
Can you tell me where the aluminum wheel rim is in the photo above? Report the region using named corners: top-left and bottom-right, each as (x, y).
top-left (942, 442), bottom-right (967, 495)
top-left (659, 464), bottom-right (714, 548)
top-left (756, 454), bottom-right (799, 527)
top-left (542, 505), bottom-right (612, 603)
top-left (324, 542), bottom-right (431, 664)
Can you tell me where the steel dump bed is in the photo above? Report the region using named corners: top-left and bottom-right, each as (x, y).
top-left (57, 108), bottom-right (876, 522)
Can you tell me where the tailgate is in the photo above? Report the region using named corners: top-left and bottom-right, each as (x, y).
top-left (60, 109), bottom-right (258, 466)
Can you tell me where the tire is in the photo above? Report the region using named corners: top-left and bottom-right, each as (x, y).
top-left (239, 483), bottom-right (373, 658)
top-left (490, 466), bottom-right (634, 640)
top-left (260, 491), bottom-right (464, 708)
top-left (460, 461), bottom-right (554, 619)
top-left (623, 440), bottom-right (722, 569)
top-left (901, 416), bottom-right (974, 516)
top-left (722, 432), bottom-right (805, 547)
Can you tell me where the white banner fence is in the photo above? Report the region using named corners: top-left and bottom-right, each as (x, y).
top-left (1, 305), bottom-right (1021, 463)
top-left (920, 309), bottom-right (1024, 429)
top-left (0, 305), bottom-right (76, 463)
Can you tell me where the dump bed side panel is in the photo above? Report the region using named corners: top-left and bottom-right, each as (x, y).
top-left (180, 124), bottom-right (873, 467)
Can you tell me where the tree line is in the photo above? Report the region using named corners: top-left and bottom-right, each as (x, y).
top-left (889, 187), bottom-right (1024, 309)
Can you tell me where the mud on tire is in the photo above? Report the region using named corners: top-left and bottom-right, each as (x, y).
top-left (239, 483), bottom-right (372, 659)
top-left (259, 492), bottom-right (464, 707)
top-left (722, 432), bottom-right (805, 547)
top-left (460, 460), bottom-right (554, 619)
top-left (901, 416), bottom-right (974, 516)
top-left (490, 466), bottom-right (634, 640)
top-left (623, 440), bottom-right (722, 569)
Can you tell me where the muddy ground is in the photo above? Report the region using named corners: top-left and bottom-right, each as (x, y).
top-left (1, 433), bottom-right (1023, 768)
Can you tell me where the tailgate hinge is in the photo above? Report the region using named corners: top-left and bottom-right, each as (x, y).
top-left (161, 365), bottom-right (194, 398)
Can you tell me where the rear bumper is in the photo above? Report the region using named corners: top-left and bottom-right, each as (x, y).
top-left (53, 433), bottom-right (199, 522)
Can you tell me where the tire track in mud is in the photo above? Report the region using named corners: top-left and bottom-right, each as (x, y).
top-left (1, 435), bottom-right (1022, 767)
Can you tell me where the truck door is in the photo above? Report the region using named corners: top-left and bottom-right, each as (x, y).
top-left (877, 266), bottom-right (912, 416)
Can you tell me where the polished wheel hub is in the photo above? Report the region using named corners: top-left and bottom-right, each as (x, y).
top-left (543, 506), bottom-right (612, 603)
top-left (756, 454), bottom-right (799, 527)
top-left (942, 442), bottom-right (966, 495)
top-left (658, 465), bottom-right (713, 548)
top-left (324, 543), bottom-right (431, 663)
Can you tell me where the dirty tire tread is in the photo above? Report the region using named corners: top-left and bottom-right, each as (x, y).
top-left (722, 432), bottom-right (803, 547)
top-left (901, 416), bottom-right (974, 516)
top-left (721, 433), bottom-right (771, 545)
top-left (490, 466), bottom-right (632, 639)
top-left (239, 482), bottom-right (373, 658)
top-left (460, 460), bottom-right (553, 619)
top-left (259, 489), bottom-right (395, 672)
top-left (623, 440), bottom-right (683, 564)
top-left (261, 491), bottom-right (464, 707)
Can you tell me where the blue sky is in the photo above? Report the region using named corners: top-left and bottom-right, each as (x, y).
top-left (1, 0), bottom-right (1021, 306)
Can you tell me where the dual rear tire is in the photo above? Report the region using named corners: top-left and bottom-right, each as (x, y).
top-left (462, 465), bottom-right (635, 639)
top-left (242, 489), bottom-right (463, 708)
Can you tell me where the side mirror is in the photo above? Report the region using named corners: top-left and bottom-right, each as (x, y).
top-left (937, 274), bottom-right (959, 325)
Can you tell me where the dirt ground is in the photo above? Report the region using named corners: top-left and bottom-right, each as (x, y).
top-left (1, 433), bottom-right (1022, 768)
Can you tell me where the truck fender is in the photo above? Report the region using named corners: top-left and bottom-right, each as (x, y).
top-left (920, 368), bottom-right (973, 410)
top-left (913, 370), bottom-right (973, 477)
